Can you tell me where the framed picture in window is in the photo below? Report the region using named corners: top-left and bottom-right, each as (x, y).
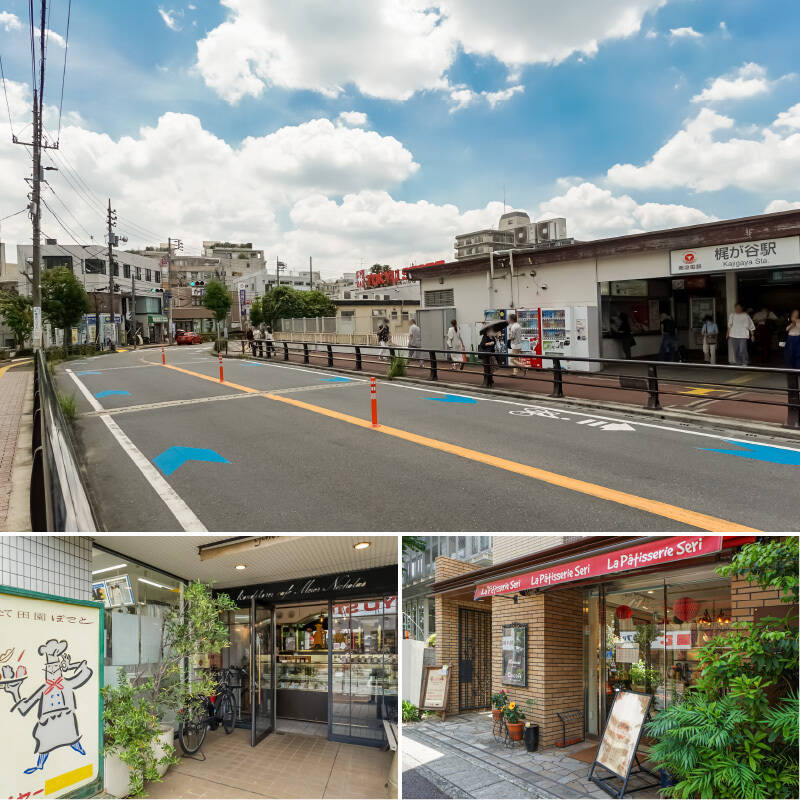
top-left (502, 623), bottom-right (527, 687)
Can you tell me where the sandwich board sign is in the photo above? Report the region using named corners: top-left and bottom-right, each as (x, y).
top-left (419, 664), bottom-right (451, 720)
top-left (0, 585), bottom-right (104, 799)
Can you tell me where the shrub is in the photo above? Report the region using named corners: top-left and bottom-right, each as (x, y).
top-left (490, 689), bottom-right (509, 710)
top-left (58, 392), bottom-right (77, 422)
top-left (402, 700), bottom-right (421, 723)
top-left (426, 632), bottom-right (437, 648)
top-left (387, 355), bottom-right (406, 379)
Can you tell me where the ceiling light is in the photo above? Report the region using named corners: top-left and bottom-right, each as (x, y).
top-left (92, 563), bottom-right (127, 575)
top-left (138, 577), bottom-right (173, 591)
top-left (235, 564), bottom-right (246, 570)
top-left (353, 541), bottom-right (371, 550)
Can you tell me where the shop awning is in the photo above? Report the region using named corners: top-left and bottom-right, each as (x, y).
top-left (473, 535), bottom-right (754, 600)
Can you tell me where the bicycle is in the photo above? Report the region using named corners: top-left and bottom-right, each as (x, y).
top-left (177, 668), bottom-right (239, 754)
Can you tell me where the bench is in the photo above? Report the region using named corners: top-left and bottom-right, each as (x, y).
top-left (384, 720), bottom-right (398, 799)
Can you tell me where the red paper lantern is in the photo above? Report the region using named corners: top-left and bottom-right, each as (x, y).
top-left (615, 605), bottom-right (632, 620)
top-left (673, 596), bottom-right (700, 622)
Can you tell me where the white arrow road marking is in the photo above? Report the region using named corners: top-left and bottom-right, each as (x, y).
top-left (601, 422), bottom-right (636, 431)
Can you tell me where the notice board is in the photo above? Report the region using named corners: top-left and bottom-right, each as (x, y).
top-left (419, 665), bottom-right (451, 714)
top-left (0, 585), bottom-right (104, 799)
top-left (595, 691), bottom-right (652, 778)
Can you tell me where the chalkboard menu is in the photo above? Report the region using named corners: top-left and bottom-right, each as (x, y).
top-left (501, 623), bottom-right (527, 687)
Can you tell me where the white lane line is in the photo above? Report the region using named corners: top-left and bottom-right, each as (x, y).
top-left (383, 378), bottom-right (800, 453)
top-left (66, 369), bottom-right (207, 532)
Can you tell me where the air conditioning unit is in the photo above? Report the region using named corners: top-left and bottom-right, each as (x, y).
top-left (534, 218), bottom-right (568, 244)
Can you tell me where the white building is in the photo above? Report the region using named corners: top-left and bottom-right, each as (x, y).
top-left (455, 211), bottom-right (571, 260)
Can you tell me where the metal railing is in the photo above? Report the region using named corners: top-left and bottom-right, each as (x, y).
top-left (31, 351), bottom-right (98, 531)
top-left (224, 338), bottom-right (800, 429)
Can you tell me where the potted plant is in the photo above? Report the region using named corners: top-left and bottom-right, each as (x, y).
top-left (490, 689), bottom-right (509, 721)
top-left (503, 700), bottom-right (526, 740)
top-left (523, 697), bottom-right (540, 752)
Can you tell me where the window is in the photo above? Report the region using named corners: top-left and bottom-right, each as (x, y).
top-left (43, 255), bottom-right (73, 270)
top-left (123, 264), bottom-right (130, 278)
top-left (112, 262), bottom-right (119, 277)
top-left (384, 294), bottom-right (390, 301)
top-left (401, 311), bottom-right (409, 320)
top-left (344, 291), bottom-right (351, 299)
top-left (85, 259), bottom-right (106, 275)
top-left (135, 266), bottom-right (142, 280)
top-left (154, 270), bottom-right (161, 283)
top-left (391, 310), bottom-right (398, 319)
top-left (424, 289), bottom-right (454, 307)
top-left (145, 269), bottom-right (152, 282)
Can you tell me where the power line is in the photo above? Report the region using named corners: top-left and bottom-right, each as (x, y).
top-left (55, 0), bottom-right (71, 144)
top-left (0, 53), bottom-right (15, 138)
top-left (44, 182), bottom-right (97, 241)
top-left (0, 208), bottom-right (29, 223)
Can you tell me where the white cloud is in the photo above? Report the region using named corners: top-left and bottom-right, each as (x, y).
top-left (669, 26), bottom-right (702, 39)
top-left (195, 0), bottom-right (668, 104)
top-left (764, 200), bottom-right (800, 213)
top-left (188, 4), bottom-right (196, 9)
top-left (483, 84), bottom-right (524, 108)
top-left (691, 62), bottom-right (773, 104)
top-left (538, 182), bottom-right (713, 240)
top-left (774, 102), bottom-right (800, 130)
top-left (0, 10), bottom-right (21, 31)
top-left (158, 7), bottom-right (182, 31)
top-left (449, 87), bottom-right (477, 112)
top-left (645, 29), bottom-right (658, 39)
top-left (337, 110), bottom-right (368, 128)
top-left (607, 105), bottom-right (800, 194)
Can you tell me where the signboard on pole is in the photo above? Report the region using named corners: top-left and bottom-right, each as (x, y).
top-left (32, 306), bottom-right (42, 348)
top-left (239, 288), bottom-right (247, 321)
top-left (0, 585), bottom-right (104, 799)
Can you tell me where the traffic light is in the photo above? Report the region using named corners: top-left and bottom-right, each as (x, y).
top-left (196, 281), bottom-right (205, 287)
top-left (190, 281), bottom-right (195, 286)
top-left (113, 284), bottom-right (120, 292)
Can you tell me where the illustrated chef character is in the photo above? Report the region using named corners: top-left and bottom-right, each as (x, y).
top-left (2, 639), bottom-right (92, 774)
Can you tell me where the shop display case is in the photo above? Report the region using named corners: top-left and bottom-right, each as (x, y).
top-left (276, 655), bottom-right (329, 722)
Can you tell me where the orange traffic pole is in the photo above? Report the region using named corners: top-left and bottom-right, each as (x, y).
top-left (219, 352), bottom-right (224, 383)
top-left (370, 377), bottom-right (378, 427)
top-left (161, 346), bottom-right (165, 365)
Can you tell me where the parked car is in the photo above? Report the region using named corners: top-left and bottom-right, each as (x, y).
top-left (176, 330), bottom-right (203, 345)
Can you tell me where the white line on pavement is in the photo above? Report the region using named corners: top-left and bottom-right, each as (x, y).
top-left (66, 369), bottom-right (208, 532)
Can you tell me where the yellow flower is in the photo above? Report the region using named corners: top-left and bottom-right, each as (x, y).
top-left (508, 702), bottom-right (516, 710)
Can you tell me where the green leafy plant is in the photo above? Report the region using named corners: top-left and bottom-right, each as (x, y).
top-left (41, 267), bottom-right (89, 347)
top-left (402, 700), bottom-right (421, 723)
top-left (490, 689), bottom-right (509, 710)
top-left (102, 669), bottom-right (178, 797)
top-left (0, 289), bottom-right (33, 348)
top-left (57, 392), bottom-right (76, 422)
top-left (249, 297), bottom-right (264, 327)
top-left (629, 659), bottom-right (661, 689)
top-left (426, 632), bottom-right (437, 648)
top-left (201, 280), bottom-right (232, 348)
top-left (503, 700), bottom-right (525, 724)
top-left (646, 537), bottom-right (799, 799)
top-left (387, 356), bottom-right (406, 379)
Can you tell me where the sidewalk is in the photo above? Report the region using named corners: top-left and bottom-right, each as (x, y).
top-left (0, 360), bottom-right (33, 532)
top-left (402, 713), bottom-right (662, 800)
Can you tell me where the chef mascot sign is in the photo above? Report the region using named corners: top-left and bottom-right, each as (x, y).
top-left (0, 586), bottom-right (103, 799)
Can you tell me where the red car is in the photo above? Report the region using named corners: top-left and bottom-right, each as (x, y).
top-left (176, 330), bottom-right (203, 345)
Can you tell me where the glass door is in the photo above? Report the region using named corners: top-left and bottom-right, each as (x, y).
top-left (251, 599), bottom-right (275, 745)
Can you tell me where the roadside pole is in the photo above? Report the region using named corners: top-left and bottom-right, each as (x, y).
top-left (106, 199), bottom-right (117, 348)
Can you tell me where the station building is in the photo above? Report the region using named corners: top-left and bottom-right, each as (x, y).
top-left (430, 535), bottom-right (790, 750)
top-left (407, 209), bottom-right (800, 363)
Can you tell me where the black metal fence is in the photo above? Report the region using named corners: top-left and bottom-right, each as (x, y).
top-left (31, 350), bottom-right (98, 531)
top-left (226, 338), bottom-right (800, 429)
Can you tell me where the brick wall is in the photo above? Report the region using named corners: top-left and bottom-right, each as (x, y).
top-left (433, 556), bottom-right (488, 715)
top-left (731, 574), bottom-right (792, 622)
top-left (492, 587), bottom-right (583, 748)
top-left (492, 536), bottom-right (567, 566)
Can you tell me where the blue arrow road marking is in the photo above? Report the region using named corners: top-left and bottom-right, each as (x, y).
top-left (700, 439), bottom-right (800, 466)
top-left (76, 371), bottom-right (101, 376)
top-left (94, 390), bottom-right (130, 398)
top-left (153, 446), bottom-right (231, 477)
top-left (429, 394), bottom-right (478, 404)
top-left (322, 377), bottom-right (350, 383)
top-left (243, 361), bottom-right (263, 366)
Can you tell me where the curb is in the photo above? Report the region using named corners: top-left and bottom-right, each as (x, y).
top-left (219, 352), bottom-right (800, 444)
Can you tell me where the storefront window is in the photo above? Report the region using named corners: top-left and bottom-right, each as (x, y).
top-left (331, 596), bottom-right (398, 744)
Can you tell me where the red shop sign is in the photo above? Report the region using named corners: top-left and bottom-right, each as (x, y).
top-left (474, 536), bottom-right (724, 599)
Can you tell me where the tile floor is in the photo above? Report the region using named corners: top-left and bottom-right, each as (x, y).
top-left (145, 727), bottom-right (393, 799)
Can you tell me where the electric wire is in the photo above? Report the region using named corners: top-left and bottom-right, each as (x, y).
top-left (44, 182), bottom-right (96, 241)
top-left (28, 1), bottom-right (37, 98)
top-left (1, 208), bottom-right (29, 222)
top-left (55, 0), bottom-right (71, 144)
top-left (0, 53), bottom-right (15, 138)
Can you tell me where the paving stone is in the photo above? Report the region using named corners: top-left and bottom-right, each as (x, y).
top-left (473, 780), bottom-right (536, 799)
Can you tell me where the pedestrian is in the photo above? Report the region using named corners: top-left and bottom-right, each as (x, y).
top-left (784, 309), bottom-right (800, 368)
top-left (377, 318), bottom-right (391, 360)
top-left (727, 303), bottom-right (755, 366)
top-left (446, 319), bottom-right (465, 370)
top-left (246, 326), bottom-right (255, 356)
top-left (618, 311), bottom-right (636, 360)
top-left (507, 313), bottom-right (525, 376)
top-left (658, 312), bottom-right (678, 362)
top-left (408, 318), bottom-right (424, 367)
top-left (265, 326), bottom-right (275, 359)
top-left (478, 324), bottom-right (498, 376)
top-left (257, 326), bottom-right (265, 357)
top-left (753, 306), bottom-right (777, 364)
top-left (700, 314), bottom-right (718, 365)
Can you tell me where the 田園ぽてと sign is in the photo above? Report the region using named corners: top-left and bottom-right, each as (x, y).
top-left (474, 536), bottom-right (724, 599)
top-left (0, 586), bottom-right (103, 799)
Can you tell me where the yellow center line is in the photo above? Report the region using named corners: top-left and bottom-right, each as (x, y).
top-left (0, 359), bottom-right (32, 380)
top-left (159, 361), bottom-right (760, 533)
top-left (161, 362), bottom-right (260, 393)
top-left (679, 387), bottom-right (719, 396)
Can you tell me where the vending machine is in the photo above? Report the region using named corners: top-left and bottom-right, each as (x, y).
top-left (540, 305), bottom-right (600, 372)
top-left (514, 308), bottom-right (542, 368)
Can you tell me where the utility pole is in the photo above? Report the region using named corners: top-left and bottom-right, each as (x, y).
top-left (106, 200), bottom-right (117, 347)
top-left (309, 256), bottom-right (313, 290)
top-left (276, 255), bottom-right (280, 287)
top-left (167, 237), bottom-right (182, 343)
top-left (130, 262), bottom-right (137, 349)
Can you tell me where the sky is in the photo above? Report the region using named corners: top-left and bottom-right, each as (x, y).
top-left (0, 0), bottom-right (799, 279)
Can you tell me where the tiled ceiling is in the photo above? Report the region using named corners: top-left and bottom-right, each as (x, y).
top-left (92, 535), bottom-right (398, 589)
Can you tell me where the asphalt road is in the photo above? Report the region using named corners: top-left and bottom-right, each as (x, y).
top-left (54, 345), bottom-right (800, 532)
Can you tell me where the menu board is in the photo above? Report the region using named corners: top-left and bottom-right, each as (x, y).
top-left (419, 665), bottom-right (450, 711)
top-left (501, 623), bottom-right (527, 687)
top-left (595, 691), bottom-right (652, 778)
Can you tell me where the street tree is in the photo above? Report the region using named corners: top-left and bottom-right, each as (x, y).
top-left (249, 296), bottom-right (264, 328)
top-left (202, 279), bottom-right (232, 346)
top-left (0, 290), bottom-right (33, 348)
top-left (261, 285), bottom-right (304, 328)
top-left (40, 267), bottom-right (89, 347)
top-left (370, 263), bottom-right (390, 273)
top-left (300, 290), bottom-right (336, 318)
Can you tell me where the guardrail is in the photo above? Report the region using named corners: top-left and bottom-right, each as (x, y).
top-left (31, 350), bottom-right (98, 531)
top-left (226, 338), bottom-right (800, 429)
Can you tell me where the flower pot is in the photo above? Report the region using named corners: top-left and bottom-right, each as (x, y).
top-left (492, 709), bottom-right (503, 721)
top-left (153, 724), bottom-right (175, 778)
top-left (506, 722), bottom-right (524, 741)
top-left (523, 723), bottom-right (539, 752)
top-left (104, 753), bottom-right (132, 798)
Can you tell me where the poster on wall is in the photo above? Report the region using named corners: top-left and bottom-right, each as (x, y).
top-left (501, 624), bottom-right (527, 687)
top-left (90, 581), bottom-right (109, 608)
top-left (104, 575), bottom-right (134, 607)
top-left (0, 586), bottom-right (103, 799)
top-left (594, 691), bottom-right (652, 778)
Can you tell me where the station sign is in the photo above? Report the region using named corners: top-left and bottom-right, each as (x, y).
top-left (670, 236), bottom-right (800, 275)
